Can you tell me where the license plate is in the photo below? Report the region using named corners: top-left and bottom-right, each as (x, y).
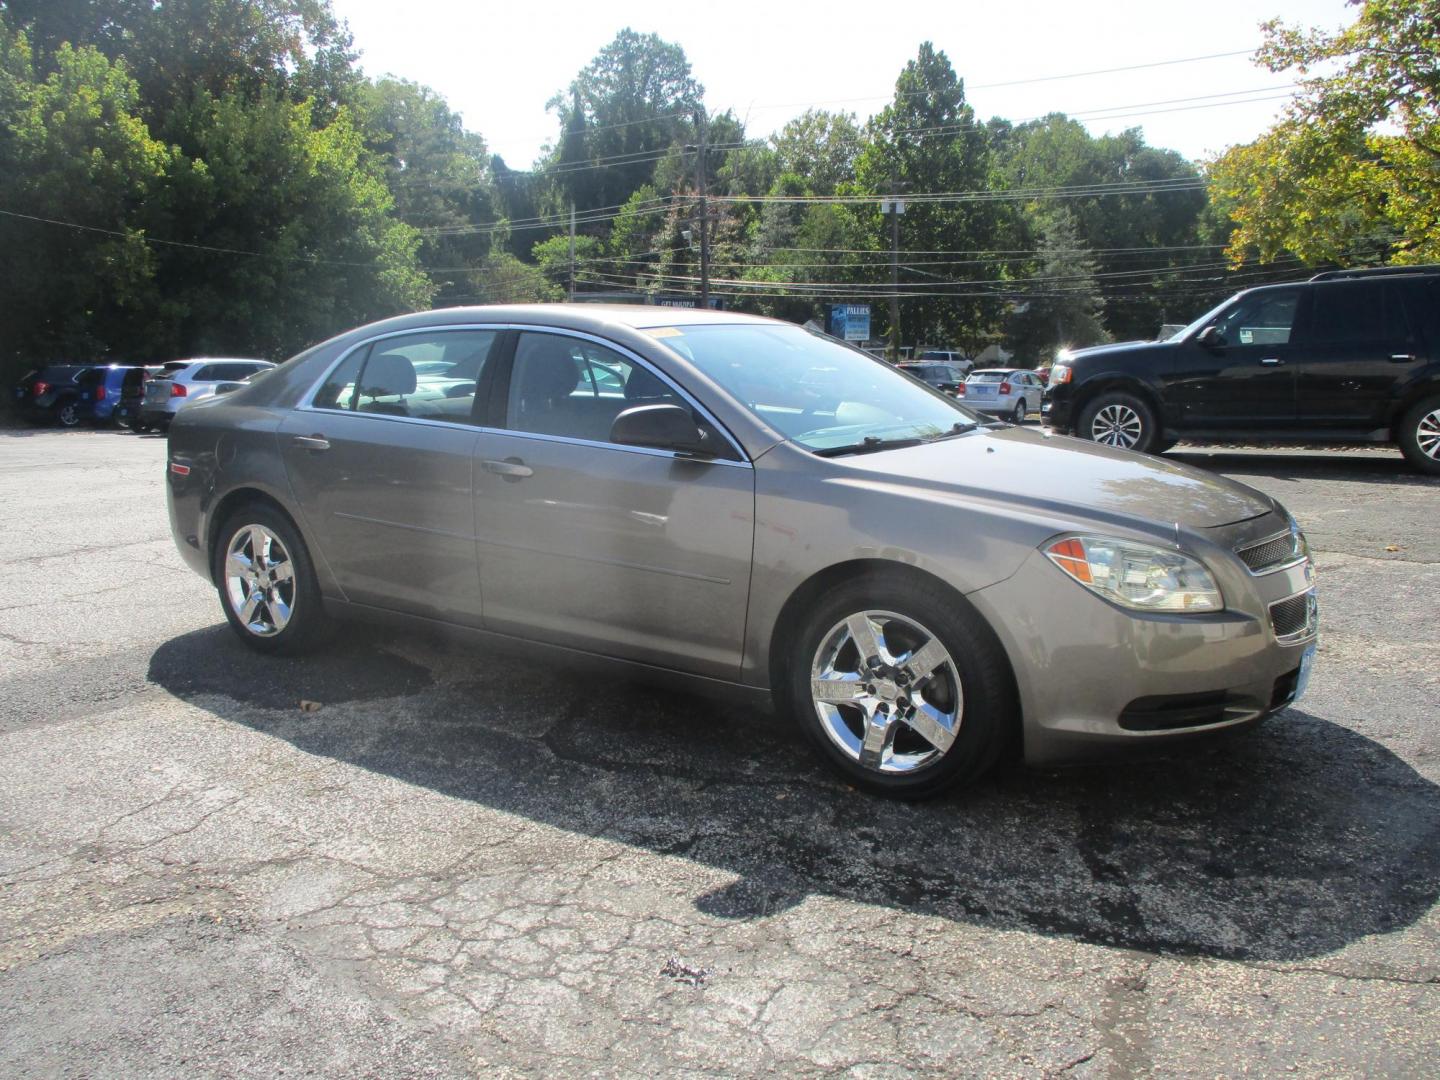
top-left (972, 386), bottom-right (996, 398)
top-left (1293, 642), bottom-right (1317, 703)
top-left (14, 388), bottom-right (23, 398)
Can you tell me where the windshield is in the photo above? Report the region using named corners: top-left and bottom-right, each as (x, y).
top-left (649, 324), bottom-right (984, 452)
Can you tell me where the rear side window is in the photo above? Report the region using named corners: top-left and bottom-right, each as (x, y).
top-left (1308, 283), bottom-right (1385, 345)
top-left (314, 330), bottom-right (498, 423)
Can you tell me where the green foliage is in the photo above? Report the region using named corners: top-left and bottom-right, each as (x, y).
top-left (771, 110), bottom-right (861, 196)
top-left (1209, 0), bottom-right (1440, 266)
top-left (470, 252), bottom-right (560, 304)
top-left (1005, 209), bottom-right (1108, 362)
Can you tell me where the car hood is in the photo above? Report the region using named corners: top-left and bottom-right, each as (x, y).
top-left (1063, 339), bottom-right (1173, 364)
top-left (827, 425), bottom-right (1274, 530)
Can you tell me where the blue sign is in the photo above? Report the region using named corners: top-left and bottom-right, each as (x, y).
top-left (830, 304), bottom-right (871, 342)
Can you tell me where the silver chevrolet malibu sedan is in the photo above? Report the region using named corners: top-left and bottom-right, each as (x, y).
top-left (166, 306), bottom-right (1318, 798)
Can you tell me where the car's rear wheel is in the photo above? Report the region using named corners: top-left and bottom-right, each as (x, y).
top-left (783, 577), bottom-right (1015, 799)
top-left (56, 400), bottom-right (79, 427)
top-left (1397, 394), bottom-right (1440, 476)
top-left (1011, 398), bottom-right (1027, 423)
top-left (1077, 391), bottom-right (1157, 453)
top-left (213, 505), bottom-right (331, 654)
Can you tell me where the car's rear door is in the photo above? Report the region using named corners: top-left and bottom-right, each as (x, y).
top-left (279, 327), bottom-right (503, 626)
top-left (1294, 280), bottom-right (1425, 428)
top-left (471, 329), bottom-right (756, 680)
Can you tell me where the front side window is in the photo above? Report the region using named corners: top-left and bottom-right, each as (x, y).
top-left (313, 330), bottom-right (497, 421)
top-left (1212, 288), bottom-right (1302, 347)
top-left (649, 324), bottom-right (981, 452)
top-left (506, 332), bottom-right (683, 444)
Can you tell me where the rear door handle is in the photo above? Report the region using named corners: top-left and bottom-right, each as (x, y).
top-left (292, 435), bottom-right (331, 451)
top-left (1390, 354), bottom-right (1417, 362)
top-left (1259, 357), bottom-right (1284, 366)
top-left (482, 458), bottom-right (533, 480)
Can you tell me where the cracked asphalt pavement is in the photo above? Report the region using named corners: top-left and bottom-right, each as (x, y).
top-left (1, 429), bottom-right (1437, 1077)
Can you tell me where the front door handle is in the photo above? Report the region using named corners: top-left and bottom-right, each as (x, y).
top-left (1390, 353), bottom-right (1417, 362)
top-left (292, 434), bottom-right (331, 451)
top-left (1259, 357), bottom-right (1284, 366)
top-left (482, 458), bottom-right (533, 480)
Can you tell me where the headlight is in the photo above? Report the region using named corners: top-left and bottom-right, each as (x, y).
top-left (1044, 535), bottom-right (1223, 612)
top-left (1049, 364), bottom-right (1072, 385)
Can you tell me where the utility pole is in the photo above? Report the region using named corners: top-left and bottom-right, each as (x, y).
top-left (881, 183), bottom-right (907, 362)
top-left (695, 109), bottom-right (711, 308)
top-left (567, 202), bottom-right (576, 302)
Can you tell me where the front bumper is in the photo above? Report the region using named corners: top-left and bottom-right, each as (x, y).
top-left (963, 397), bottom-right (1017, 414)
top-left (968, 522), bottom-right (1317, 765)
top-left (1040, 386), bottom-right (1075, 430)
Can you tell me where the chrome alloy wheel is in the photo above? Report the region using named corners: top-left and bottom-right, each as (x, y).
top-left (1417, 407), bottom-right (1440, 461)
top-left (1090, 403), bottom-right (1144, 448)
top-left (810, 610), bottom-right (963, 774)
top-left (223, 524), bottom-right (297, 637)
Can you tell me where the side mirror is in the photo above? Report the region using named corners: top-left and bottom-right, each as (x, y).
top-left (1196, 325), bottom-right (1222, 348)
top-left (610, 403), bottom-right (712, 456)
top-left (213, 381), bottom-right (243, 396)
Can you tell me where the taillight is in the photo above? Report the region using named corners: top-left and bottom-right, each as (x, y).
top-left (1000, 381), bottom-right (1012, 394)
top-left (33, 381), bottom-right (49, 396)
top-left (95, 385), bottom-right (107, 401)
top-left (169, 382), bottom-right (187, 397)
top-left (956, 384), bottom-right (966, 396)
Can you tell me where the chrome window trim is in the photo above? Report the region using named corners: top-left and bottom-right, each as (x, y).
top-left (1235, 528), bottom-right (1308, 577)
top-left (296, 322), bottom-right (752, 466)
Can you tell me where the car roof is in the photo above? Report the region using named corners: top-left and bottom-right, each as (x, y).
top-left (969, 367), bottom-right (1024, 375)
top-left (367, 303), bottom-right (785, 336)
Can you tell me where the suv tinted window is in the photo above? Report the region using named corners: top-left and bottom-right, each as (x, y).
top-left (1309, 283), bottom-right (1385, 345)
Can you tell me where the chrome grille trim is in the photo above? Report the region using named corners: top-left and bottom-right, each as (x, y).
top-left (1269, 588), bottom-right (1318, 645)
top-left (1236, 529), bottom-right (1305, 575)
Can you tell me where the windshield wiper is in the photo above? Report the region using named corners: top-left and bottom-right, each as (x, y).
top-left (924, 421), bottom-right (978, 442)
top-left (813, 435), bottom-right (926, 458)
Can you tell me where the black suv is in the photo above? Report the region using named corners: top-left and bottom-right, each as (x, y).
top-left (1043, 266), bottom-right (1440, 474)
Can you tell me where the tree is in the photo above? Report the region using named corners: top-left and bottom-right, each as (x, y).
top-left (771, 110), bottom-right (861, 196)
top-left (544, 28), bottom-right (702, 211)
top-left (1209, 0), bottom-right (1440, 266)
top-left (1005, 209), bottom-right (1108, 362)
top-left (852, 42), bottom-right (1009, 348)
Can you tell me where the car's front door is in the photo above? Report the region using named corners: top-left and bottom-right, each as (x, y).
top-left (472, 330), bottom-right (756, 680)
top-left (279, 327), bottom-right (502, 626)
top-left (1293, 280), bottom-right (1426, 428)
top-left (1169, 287), bottom-right (1306, 427)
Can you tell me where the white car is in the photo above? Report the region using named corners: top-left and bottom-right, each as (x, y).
top-left (958, 368), bottom-right (1044, 422)
top-left (139, 358), bottom-right (275, 429)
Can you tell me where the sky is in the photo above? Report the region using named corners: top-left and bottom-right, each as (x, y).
top-left (328, 0), bottom-right (1358, 168)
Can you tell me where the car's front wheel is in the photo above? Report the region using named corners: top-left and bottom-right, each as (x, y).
top-left (783, 577), bottom-right (1016, 799)
top-left (212, 505), bottom-right (332, 654)
top-left (1077, 391), bottom-right (1158, 453)
top-left (56, 400), bottom-right (80, 427)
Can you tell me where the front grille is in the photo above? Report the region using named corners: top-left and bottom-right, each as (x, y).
top-left (1237, 531), bottom-right (1300, 573)
top-left (1269, 589), bottom-right (1318, 643)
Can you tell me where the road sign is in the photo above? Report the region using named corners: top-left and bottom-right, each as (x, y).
top-left (831, 304), bottom-right (871, 342)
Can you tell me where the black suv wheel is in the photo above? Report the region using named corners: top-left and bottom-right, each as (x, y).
top-left (1398, 394), bottom-right (1440, 476)
top-left (1077, 391), bottom-right (1158, 453)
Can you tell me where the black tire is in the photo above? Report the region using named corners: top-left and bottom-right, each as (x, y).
top-left (782, 574), bottom-right (1017, 799)
top-left (212, 503), bottom-right (332, 655)
top-left (55, 399), bottom-right (80, 427)
top-left (1076, 391), bottom-right (1158, 453)
top-left (1397, 394), bottom-right (1440, 476)
top-left (1011, 398), bottom-right (1027, 424)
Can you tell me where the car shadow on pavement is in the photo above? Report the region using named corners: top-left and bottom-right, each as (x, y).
top-left (148, 625), bottom-right (1440, 964)
top-left (1168, 448), bottom-right (1434, 486)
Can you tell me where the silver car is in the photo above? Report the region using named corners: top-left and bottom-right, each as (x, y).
top-left (166, 306), bottom-right (1318, 798)
top-left (140, 358), bottom-right (275, 429)
top-left (960, 368), bottom-right (1045, 422)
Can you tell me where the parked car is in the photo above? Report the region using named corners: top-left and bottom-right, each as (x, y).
top-left (1043, 265), bottom-right (1440, 473)
top-left (73, 364), bottom-right (150, 426)
top-left (13, 364), bottom-right (90, 426)
top-left (898, 361), bottom-right (967, 396)
top-left (117, 362), bottom-right (187, 431)
top-left (166, 305), bottom-right (1318, 799)
top-left (957, 368), bottom-right (1045, 422)
top-left (917, 349), bottom-right (973, 375)
top-left (139, 358), bottom-right (275, 431)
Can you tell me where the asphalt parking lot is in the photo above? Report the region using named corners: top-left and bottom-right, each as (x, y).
top-left (1, 428), bottom-right (1437, 1078)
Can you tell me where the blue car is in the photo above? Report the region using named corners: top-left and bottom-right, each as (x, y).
top-left (74, 365), bottom-right (150, 425)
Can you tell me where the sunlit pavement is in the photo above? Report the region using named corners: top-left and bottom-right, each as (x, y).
top-left (2, 429), bottom-right (1437, 1077)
